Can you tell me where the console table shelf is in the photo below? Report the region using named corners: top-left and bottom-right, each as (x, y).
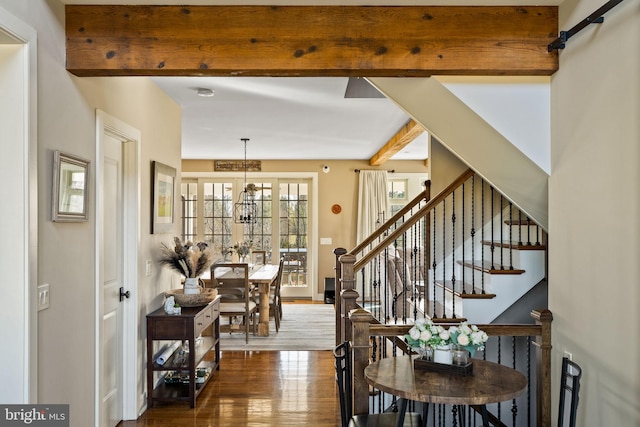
top-left (146, 296), bottom-right (220, 408)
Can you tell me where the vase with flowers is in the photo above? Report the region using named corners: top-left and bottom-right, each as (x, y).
top-left (232, 240), bottom-right (254, 263)
top-left (448, 321), bottom-right (489, 364)
top-left (159, 237), bottom-right (215, 294)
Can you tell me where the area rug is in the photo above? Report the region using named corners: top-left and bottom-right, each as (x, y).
top-left (219, 303), bottom-right (335, 351)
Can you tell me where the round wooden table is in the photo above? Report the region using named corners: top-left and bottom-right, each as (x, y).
top-left (364, 356), bottom-right (527, 425)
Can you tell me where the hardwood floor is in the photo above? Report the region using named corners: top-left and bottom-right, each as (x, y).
top-left (123, 301), bottom-right (340, 426)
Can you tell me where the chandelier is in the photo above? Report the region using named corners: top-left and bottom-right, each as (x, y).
top-left (233, 138), bottom-right (257, 224)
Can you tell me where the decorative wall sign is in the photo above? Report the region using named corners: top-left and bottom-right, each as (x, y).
top-left (214, 160), bottom-right (261, 172)
top-left (152, 161), bottom-right (176, 234)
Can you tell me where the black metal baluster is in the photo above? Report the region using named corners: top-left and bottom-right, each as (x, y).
top-left (471, 176), bottom-right (476, 294)
top-left (373, 251), bottom-right (380, 320)
top-left (526, 217), bottom-right (532, 246)
top-left (481, 180), bottom-right (486, 294)
top-left (500, 194), bottom-right (504, 270)
top-left (451, 190), bottom-right (456, 317)
top-left (509, 202), bottom-right (514, 270)
top-left (536, 222), bottom-right (541, 246)
top-left (452, 405), bottom-right (458, 427)
top-left (527, 336), bottom-right (532, 427)
top-left (432, 207), bottom-right (437, 317)
top-left (442, 199), bottom-right (447, 318)
top-left (490, 187), bottom-right (495, 270)
top-left (497, 335), bottom-right (502, 423)
top-left (462, 182), bottom-right (466, 294)
top-left (518, 209), bottom-right (523, 246)
top-left (512, 336), bottom-right (518, 426)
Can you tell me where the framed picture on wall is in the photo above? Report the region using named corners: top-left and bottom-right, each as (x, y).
top-left (151, 161), bottom-right (176, 234)
top-left (52, 150), bottom-right (90, 222)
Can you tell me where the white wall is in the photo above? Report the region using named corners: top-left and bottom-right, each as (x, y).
top-left (550, 0), bottom-right (640, 425)
top-left (0, 1), bottom-right (182, 425)
top-left (435, 76), bottom-right (551, 174)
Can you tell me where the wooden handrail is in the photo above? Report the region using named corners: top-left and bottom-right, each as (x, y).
top-left (353, 168), bottom-right (474, 271)
top-left (350, 180), bottom-right (431, 256)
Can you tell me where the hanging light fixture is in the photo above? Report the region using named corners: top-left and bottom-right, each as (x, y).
top-left (233, 138), bottom-right (257, 224)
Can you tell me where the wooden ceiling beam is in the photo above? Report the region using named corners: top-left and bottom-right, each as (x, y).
top-left (370, 119), bottom-right (425, 166)
top-left (65, 5), bottom-right (558, 77)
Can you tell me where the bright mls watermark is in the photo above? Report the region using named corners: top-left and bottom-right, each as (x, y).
top-left (0, 405), bottom-right (68, 426)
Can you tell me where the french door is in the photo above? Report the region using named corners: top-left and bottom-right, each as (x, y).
top-left (181, 177), bottom-right (312, 298)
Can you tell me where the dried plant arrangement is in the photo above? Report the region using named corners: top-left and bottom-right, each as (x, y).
top-left (159, 237), bottom-right (215, 278)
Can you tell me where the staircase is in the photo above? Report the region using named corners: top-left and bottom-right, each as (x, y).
top-left (429, 215), bottom-right (546, 324)
top-left (336, 168), bottom-right (548, 338)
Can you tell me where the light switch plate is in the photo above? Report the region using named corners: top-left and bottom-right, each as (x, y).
top-left (146, 260), bottom-right (152, 276)
top-left (320, 237), bottom-right (332, 245)
top-left (38, 284), bottom-right (50, 311)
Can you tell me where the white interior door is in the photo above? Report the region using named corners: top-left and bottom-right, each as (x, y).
top-left (100, 132), bottom-right (124, 426)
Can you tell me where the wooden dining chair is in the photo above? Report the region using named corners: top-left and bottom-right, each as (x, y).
top-left (211, 263), bottom-right (257, 343)
top-left (251, 250), bottom-right (267, 265)
top-left (333, 341), bottom-right (422, 427)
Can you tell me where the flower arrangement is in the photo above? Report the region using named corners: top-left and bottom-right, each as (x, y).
top-left (404, 318), bottom-right (451, 351)
top-left (159, 237), bottom-right (215, 278)
top-left (232, 240), bottom-right (254, 258)
top-left (448, 321), bottom-right (489, 356)
top-left (405, 319), bottom-right (488, 356)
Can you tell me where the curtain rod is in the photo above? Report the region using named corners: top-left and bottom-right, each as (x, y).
top-left (354, 169), bottom-right (395, 173)
top-left (548, 0), bottom-right (624, 52)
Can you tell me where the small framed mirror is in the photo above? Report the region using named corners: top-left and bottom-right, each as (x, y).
top-left (52, 151), bottom-right (90, 222)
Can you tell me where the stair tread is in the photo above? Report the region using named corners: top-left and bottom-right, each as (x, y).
top-left (504, 219), bottom-right (538, 226)
top-left (457, 260), bottom-right (525, 274)
top-left (433, 280), bottom-right (496, 299)
top-left (481, 240), bottom-right (545, 250)
top-left (428, 301), bottom-right (466, 323)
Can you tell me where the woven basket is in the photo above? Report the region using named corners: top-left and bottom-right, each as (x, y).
top-left (165, 287), bottom-right (218, 307)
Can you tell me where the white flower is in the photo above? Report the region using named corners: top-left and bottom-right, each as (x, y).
top-left (460, 323), bottom-right (472, 335)
top-left (457, 333), bottom-right (470, 346)
top-left (409, 327), bottom-right (421, 340)
top-left (419, 330), bottom-right (432, 342)
top-left (439, 330), bottom-right (450, 341)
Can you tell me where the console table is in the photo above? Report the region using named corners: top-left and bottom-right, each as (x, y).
top-left (146, 296), bottom-right (220, 408)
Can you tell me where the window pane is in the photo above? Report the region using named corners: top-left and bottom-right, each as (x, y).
top-left (245, 182), bottom-right (273, 259)
top-left (203, 182), bottom-right (233, 254)
top-left (279, 182), bottom-right (308, 287)
top-left (180, 182), bottom-right (198, 242)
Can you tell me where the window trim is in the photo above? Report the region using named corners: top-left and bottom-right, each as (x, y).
top-left (182, 171), bottom-right (320, 300)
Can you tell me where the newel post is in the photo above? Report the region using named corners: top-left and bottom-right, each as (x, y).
top-left (350, 308), bottom-right (374, 416)
top-left (334, 247), bottom-right (347, 346)
top-left (532, 309), bottom-right (553, 427)
top-left (339, 253), bottom-right (357, 344)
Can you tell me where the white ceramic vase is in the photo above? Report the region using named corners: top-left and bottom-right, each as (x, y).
top-left (433, 344), bottom-right (453, 364)
top-left (183, 277), bottom-right (200, 295)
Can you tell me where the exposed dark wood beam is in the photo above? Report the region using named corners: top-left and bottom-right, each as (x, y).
top-left (65, 5), bottom-right (558, 77)
top-left (370, 119), bottom-right (425, 166)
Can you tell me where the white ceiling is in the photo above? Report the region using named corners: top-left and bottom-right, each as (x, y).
top-left (151, 76), bottom-right (429, 161)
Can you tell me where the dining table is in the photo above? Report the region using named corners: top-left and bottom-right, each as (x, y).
top-left (247, 263), bottom-right (280, 337)
top-left (205, 262), bottom-right (280, 337)
top-left (364, 356), bottom-right (528, 427)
